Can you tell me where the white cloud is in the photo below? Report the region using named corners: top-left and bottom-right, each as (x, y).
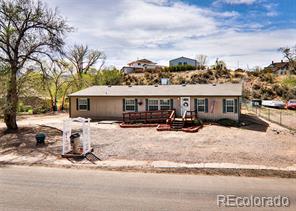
top-left (44, 0), bottom-right (295, 69)
top-left (214, 0), bottom-right (257, 5)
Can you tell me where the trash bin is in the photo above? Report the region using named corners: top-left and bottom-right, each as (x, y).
top-left (35, 133), bottom-right (46, 145)
top-left (70, 133), bottom-right (81, 154)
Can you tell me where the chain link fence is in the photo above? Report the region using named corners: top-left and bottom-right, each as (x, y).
top-left (243, 104), bottom-right (296, 131)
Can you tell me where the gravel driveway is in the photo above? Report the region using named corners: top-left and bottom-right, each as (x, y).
top-left (0, 113), bottom-right (295, 168)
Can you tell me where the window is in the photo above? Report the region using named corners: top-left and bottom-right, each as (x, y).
top-left (147, 99), bottom-right (172, 111)
top-left (178, 62), bottom-right (182, 65)
top-left (197, 99), bottom-right (205, 112)
top-left (160, 99), bottom-right (171, 110)
top-left (125, 99), bottom-right (136, 112)
top-left (78, 98), bottom-right (88, 111)
top-left (148, 99), bottom-right (159, 111)
top-left (226, 99), bottom-right (234, 113)
top-left (183, 62), bottom-right (187, 65)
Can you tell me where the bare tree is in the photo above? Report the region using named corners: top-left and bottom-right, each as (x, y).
top-left (279, 46), bottom-right (296, 74)
top-left (39, 60), bottom-right (70, 112)
top-left (196, 54), bottom-right (208, 69)
top-left (66, 44), bottom-right (106, 89)
top-left (0, 0), bottom-right (71, 130)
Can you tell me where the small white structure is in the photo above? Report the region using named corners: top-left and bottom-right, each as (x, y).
top-left (160, 78), bottom-right (170, 85)
top-left (62, 117), bottom-right (91, 156)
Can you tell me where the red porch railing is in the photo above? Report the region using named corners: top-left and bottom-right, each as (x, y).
top-left (182, 110), bottom-right (198, 122)
top-left (166, 109), bottom-right (176, 125)
top-left (123, 110), bottom-right (175, 123)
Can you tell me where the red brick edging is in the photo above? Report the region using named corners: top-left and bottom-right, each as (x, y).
top-left (120, 123), bottom-right (203, 133)
top-left (119, 123), bottom-right (158, 128)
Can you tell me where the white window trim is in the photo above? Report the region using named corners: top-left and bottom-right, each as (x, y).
top-left (226, 99), bottom-right (235, 113)
top-left (160, 99), bottom-right (171, 110)
top-left (148, 98), bottom-right (159, 111)
top-left (196, 98), bottom-right (205, 112)
top-left (147, 98), bottom-right (171, 111)
top-left (78, 98), bottom-right (88, 111)
top-left (125, 98), bottom-right (136, 112)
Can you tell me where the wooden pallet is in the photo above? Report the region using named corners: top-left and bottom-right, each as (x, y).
top-left (61, 148), bottom-right (94, 159)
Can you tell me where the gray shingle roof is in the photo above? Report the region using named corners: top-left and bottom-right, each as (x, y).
top-left (69, 84), bottom-right (242, 97)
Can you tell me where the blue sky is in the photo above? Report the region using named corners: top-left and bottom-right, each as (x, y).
top-left (44, 0), bottom-right (296, 69)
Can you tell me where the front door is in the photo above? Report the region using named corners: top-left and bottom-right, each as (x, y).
top-left (180, 97), bottom-right (190, 116)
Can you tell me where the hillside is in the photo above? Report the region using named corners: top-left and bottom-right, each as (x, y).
top-left (123, 69), bottom-right (296, 101)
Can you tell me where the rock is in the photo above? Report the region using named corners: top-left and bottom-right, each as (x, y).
top-left (19, 143), bottom-right (26, 148)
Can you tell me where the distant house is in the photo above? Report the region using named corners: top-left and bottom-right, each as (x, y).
top-left (265, 60), bottom-right (290, 75)
top-left (122, 59), bottom-right (157, 74)
top-left (169, 57), bottom-right (197, 67)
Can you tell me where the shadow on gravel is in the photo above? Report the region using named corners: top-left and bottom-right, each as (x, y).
top-left (0, 126), bottom-right (62, 163)
top-left (240, 114), bottom-right (269, 132)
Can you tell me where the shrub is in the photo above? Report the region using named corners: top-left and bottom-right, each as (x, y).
top-left (176, 76), bottom-right (187, 84)
top-left (32, 107), bottom-right (48, 114)
top-left (234, 71), bottom-right (244, 78)
top-left (281, 75), bottom-right (296, 88)
top-left (97, 68), bottom-right (123, 85)
top-left (230, 78), bottom-right (240, 84)
top-left (192, 119), bottom-right (203, 126)
top-left (259, 73), bottom-right (275, 83)
top-left (168, 64), bottom-right (196, 72)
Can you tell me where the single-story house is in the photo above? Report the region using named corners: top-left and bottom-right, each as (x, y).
top-left (69, 83), bottom-right (242, 121)
top-left (265, 60), bottom-right (290, 75)
top-left (169, 57), bottom-right (197, 67)
top-left (122, 59), bottom-right (157, 74)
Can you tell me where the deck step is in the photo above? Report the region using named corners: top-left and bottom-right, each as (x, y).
top-left (171, 120), bottom-right (184, 129)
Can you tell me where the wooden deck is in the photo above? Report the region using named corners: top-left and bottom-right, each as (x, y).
top-left (122, 110), bottom-right (175, 123)
top-left (123, 109), bottom-right (198, 126)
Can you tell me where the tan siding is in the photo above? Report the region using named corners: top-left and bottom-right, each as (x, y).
top-left (190, 96), bottom-right (239, 121)
top-left (71, 96), bottom-right (239, 121)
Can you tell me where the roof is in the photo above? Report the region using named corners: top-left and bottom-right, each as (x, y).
top-left (169, 56), bottom-right (197, 62)
top-left (267, 61), bottom-right (289, 71)
top-left (69, 84), bottom-right (242, 97)
top-left (128, 59), bottom-right (156, 65)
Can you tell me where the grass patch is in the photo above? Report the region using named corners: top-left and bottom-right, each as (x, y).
top-left (281, 75), bottom-right (296, 88)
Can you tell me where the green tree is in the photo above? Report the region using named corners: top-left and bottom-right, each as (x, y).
top-left (0, 0), bottom-right (71, 130)
top-left (96, 68), bottom-right (123, 85)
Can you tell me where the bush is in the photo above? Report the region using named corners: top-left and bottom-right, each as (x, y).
top-left (259, 73), bottom-right (275, 83)
top-left (32, 107), bottom-right (48, 114)
top-left (234, 71), bottom-right (245, 78)
top-left (176, 76), bottom-right (187, 84)
top-left (192, 119), bottom-right (203, 126)
top-left (97, 68), bottom-right (123, 85)
top-left (281, 75), bottom-right (296, 88)
top-left (167, 64), bottom-right (196, 72)
top-left (217, 118), bottom-right (239, 127)
top-left (18, 104), bottom-right (32, 113)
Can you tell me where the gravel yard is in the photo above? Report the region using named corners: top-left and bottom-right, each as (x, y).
top-left (0, 113), bottom-right (295, 168)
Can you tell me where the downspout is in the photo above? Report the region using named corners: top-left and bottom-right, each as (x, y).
top-left (69, 96), bottom-right (72, 118)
